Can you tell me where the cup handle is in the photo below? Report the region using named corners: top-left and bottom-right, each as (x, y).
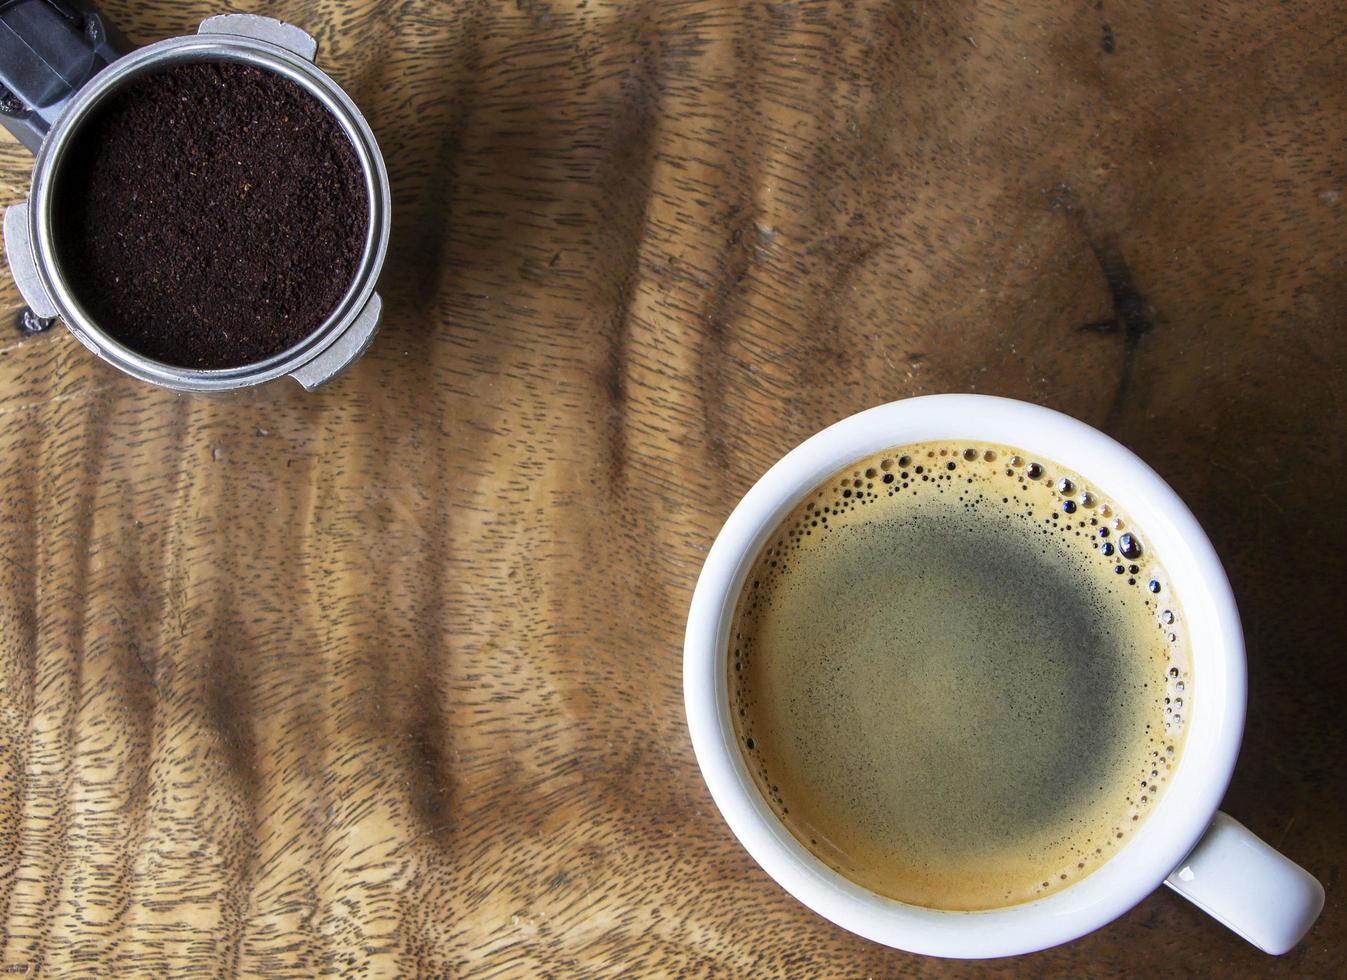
top-left (1164, 811), bottom-right (1323, 955)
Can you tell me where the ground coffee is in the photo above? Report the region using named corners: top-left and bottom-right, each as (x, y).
top-left (55, 61), bottom-right (369, 369)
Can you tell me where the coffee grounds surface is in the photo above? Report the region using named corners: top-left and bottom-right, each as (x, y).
top-left (55, 61), bottom-right (369, 370)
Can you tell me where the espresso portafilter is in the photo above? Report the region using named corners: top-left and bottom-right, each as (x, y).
top-left (0, 0), bottom-right (390, 391)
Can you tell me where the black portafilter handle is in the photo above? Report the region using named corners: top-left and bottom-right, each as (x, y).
top-left (0, 0), bottom-right (127, 153)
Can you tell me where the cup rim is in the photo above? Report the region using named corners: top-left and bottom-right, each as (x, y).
top-left (683, 394), bottom-right (1246, 958)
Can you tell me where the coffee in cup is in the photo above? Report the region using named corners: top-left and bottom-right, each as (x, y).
top-left (729, 441), bottom-right (1191, 911)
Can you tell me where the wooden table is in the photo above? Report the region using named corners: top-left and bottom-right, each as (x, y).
top-left (1, 1), bottom-right (1342, 975)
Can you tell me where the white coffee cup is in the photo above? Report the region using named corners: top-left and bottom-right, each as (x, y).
top-left (683, 395), bottom-right (1323, 958)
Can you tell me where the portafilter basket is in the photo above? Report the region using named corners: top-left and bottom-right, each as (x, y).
top-left (0, 2), bottom-right (391, 391)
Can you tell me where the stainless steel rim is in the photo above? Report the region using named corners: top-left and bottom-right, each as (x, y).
top-left (28, 32), bottom-right (391, 392)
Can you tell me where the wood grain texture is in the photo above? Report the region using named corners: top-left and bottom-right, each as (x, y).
top-left (1, 1), bottom-right (1344, 975)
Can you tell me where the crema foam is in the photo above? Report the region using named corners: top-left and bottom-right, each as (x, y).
top-left (729, 443), bottom-right (1191, 910)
